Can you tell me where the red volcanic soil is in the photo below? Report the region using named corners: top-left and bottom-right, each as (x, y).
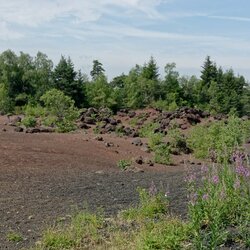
top-left (0, 115), bottom-right (198, 249)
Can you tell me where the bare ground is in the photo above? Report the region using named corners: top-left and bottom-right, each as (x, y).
top-left (0, 116), bottom-right (194, 249)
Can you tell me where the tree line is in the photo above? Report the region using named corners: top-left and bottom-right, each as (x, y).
top-left (0, 49), bottom-right (249, 116)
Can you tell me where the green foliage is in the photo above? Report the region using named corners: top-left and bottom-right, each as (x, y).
top-left (121, 186), bottom-right (168, 221)
top-left (137, 219), bottom-right (190, 250)
top-left (22, 116), bottom-right (37, 128)
top-left (168, 127), bottom-right (190, 154)
top-left (86, 75), bottom-right (117, 110)
top-left (147, 132), bottom-right (164, 150)
top-left (6, 232), bottom-right (23, 242)
top-left (186, 152), bottom-right (250, 248)
top-left (40, 89), bottom-right (79, 132)
top-left (151, 99), bottom-right (169, 111)
top-left (0, 50), bottom-right (249, 116)
top-left (117, 159), bottom-right (131, 170)
top-left (37, 211), bottom-right (103, 250)
top-left (23, 104), bottom-right (45, 117)
top-left (187, 116), bottom-right (250, 162)
top-left (138, 122), bottom-right (159, 138)
top-left (0, 83), bottom-right (14, 113)
top-left (52, 56), bottom-right (84, 107)
top-left (90, 60), bottom-right (105, 81)
top-left (153, 144), bottom-right (171, 165)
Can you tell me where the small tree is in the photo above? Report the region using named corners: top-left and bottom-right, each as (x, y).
top-left (90, 60), bottom-right (105, 81)
top-left (40, 89), bottom-right (79, 132)
top-left (0, 83), bottom-right (14, 113)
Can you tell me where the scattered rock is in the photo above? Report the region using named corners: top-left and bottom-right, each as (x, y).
top-left (14, 127), bottom-right (24, 132)
top-left (2, 128), bottom-right (6, 132)
top-left (39, 127), bottom-right (55, 133)
top-left (12, 116), bottom-right (22, 124)
top-left (26, 128), bottom-right (41, 133)
top-left (108, 118), bottom-right (117, 125)
top-left (104, 142), bottom-right (114, 147)
top-left (180, 124), bottom-right (188, 130)
top-left (78, 123), bottom-right (91, 129)
top-left (104, 124), bottom-right (116, 133)
top-left (131, 138), bottom-right (142, 146)
top-left (84, 117), bottom-right (96, 125)
top-left (242, 115), bottom-right (249, 121)
top-left (135, 156), bottom-right (143, 165)
top-left (145, 158), bottom-right (154, 166)
top-left (128, 111), bottom-right (136, 118)
top-left (140, 145), bottom-right (150, 153)
top-left (94, 136), bottom-right (103, 141)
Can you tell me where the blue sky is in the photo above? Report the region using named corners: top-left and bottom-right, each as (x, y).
top-left (0, 0), bottom-right (250, 80)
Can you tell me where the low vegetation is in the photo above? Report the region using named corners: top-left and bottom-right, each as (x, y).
top-left (32, 152), bottom-right (250, 249)
top-left (117, 159), bottom-right (132, 170)
top-left (187, 116), bottom-right (250, 162)
top-left (6, 232), bottom-right (23, 243)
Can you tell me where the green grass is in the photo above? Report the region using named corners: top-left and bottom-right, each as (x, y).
top-left (117, 159), bottom-right (131, 170)
top-left (6, 232), bottom-right (23, 242)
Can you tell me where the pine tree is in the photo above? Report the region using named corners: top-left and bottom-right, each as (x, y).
top-left (53, 56), bottom-right (84, 107)
top-left (90, 60), bottom-right (105, 81)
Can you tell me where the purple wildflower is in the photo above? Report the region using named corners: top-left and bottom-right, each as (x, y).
top-left (212, 175), bottom-right (219, 184)
top-left (202, 194), bottom-right (209, 200)
top-left (235, 165), bottom-right (250, 177)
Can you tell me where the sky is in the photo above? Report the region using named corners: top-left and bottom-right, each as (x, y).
top-left (0, 0), bottom-right (250, 81)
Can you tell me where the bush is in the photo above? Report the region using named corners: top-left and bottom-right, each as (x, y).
top-left (186, 150), bottom-right (250, 248)
top-left (40, 89), bottom-right (79, 132)
top-left (153, 143), bottom-right (171, 165)
top-left (22, 116), bottom-right (37, 128)
top-left (117, 159), bottom-right (131, 170)
top-left (0, 84), bottom-right (14, 114)
top-left (121, 182), bottom-right (169, 220)
top-left (23, 104), bottom-right (45, 117)
top-left (187, 116), bottom-right (250, 162)
top-left (168, 127), bottom-right (190, 154)
top-left (138, 122), bottom-right (159, 138)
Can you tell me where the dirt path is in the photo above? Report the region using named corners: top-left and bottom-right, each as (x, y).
top-left (0, 118), bottom-right (189, 249)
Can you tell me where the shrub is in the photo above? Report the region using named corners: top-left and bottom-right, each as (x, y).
top-left (0, 84), bottom-right (14, 114)
top-left (187, 116), bottom-right (249, 162)
top-left (153, 144), bottom-right (171, 165)
top-left (40, 89), bottom-right (79, 132)
top-left (138, 122), bottom-right (159, 138)
top-left (117, 159), bottom-right (131, 170)
top-left (23, 104), bottom-right (45, 117)
top-left (168, 127), bottom-right (190, 154)
top-left (22, 116), bottom-right (37, 128)
top-left (121, 182), bottom-right (169, 220)
top-left (186, 150), bottom-right (250, 248)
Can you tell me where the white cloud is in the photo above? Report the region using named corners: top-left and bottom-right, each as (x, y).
top-left (208, 15), bottom-right (250, 22)
top-left (0, 21), bottom-right (23, 40)
top-left (0, 0), bottom-right (163, 27)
